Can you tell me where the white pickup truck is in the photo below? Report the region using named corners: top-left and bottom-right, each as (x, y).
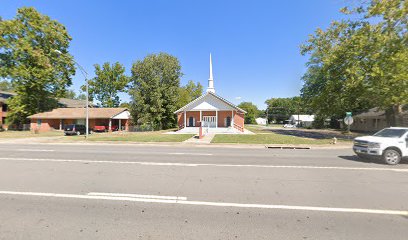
top-left (353, 127), bottom-right (408, 165)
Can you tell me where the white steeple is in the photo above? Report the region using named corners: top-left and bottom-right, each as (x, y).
top-left (207, 53), bottom-right (215, 93)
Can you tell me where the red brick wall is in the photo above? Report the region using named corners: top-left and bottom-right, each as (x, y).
top-left (177, 113), bottom-right (184, 128)
top-left (30, 119), bottom-right (59, 131)
top-left (177, 110), bottom-right (245, 130)
top-left (186, 111), bottom-right (200, 127)
top-left (218, 111), bottom-right (233, 127)
top-left (234, 112), bottom-right (245, 131)
top-left (177, 112), bottom-right (204, 127)
top-left (202, 111), bottom-right (216, 116)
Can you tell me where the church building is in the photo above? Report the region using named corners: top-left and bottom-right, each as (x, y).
top-left (175, 54), bottom-right (246, 133)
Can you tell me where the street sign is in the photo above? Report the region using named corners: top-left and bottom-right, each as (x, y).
top-left (346, 112), bottom-right (352, 117)
top-left (344, 116), bottom-right (354, 125)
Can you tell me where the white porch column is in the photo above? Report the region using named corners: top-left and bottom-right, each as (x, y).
top-left (231, 110), bottom-right (234, 127)
top-left (109, 118), bottom-right (112, 131)
top-left (184, 111), bottom-right (186, 128)
top-left (216, 110), bottom-right (218, 128)
top-left (200, 111), bottom-right (202, 126)
top-left (119, 119), bottom-right (122, 131)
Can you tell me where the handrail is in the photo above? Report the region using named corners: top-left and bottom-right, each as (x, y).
top-left (233, 123), bottom-right (244, 132)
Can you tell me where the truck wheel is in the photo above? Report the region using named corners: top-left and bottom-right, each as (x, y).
top-left (382, 149), bottom-right (401, 165)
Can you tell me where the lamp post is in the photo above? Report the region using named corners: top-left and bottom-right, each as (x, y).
top-left (53, 50), bottom-right (89, 139)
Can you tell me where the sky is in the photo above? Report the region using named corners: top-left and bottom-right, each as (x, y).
top-left (1, 0), bottom-right (349, 109)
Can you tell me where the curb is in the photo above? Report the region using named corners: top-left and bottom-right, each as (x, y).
top-left (0, 138), bottom-right (352, 150)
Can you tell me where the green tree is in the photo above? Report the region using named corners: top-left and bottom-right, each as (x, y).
top-left (0, 7), bottom-right (75, 125)
top-left (238, 102), bottom-right (259, 124)
top-left (177, 80), bottom-right (203, 108)
top-left (301, 0), bottom-right (408, 126)
top-left (265, 97), bottom-right (306, 123)
top-left (64, 89), bottom-right (77, 99)
top-left (0, 80), bottom-right (13, 91)
top-left (130, 53), bottom-right (182, 130)
top-left (119, 102), bottom-right (131, 109)
top-left (82, 62), bottom-right (129, 107)
top-left (75, 92), bottom-right (87, 100)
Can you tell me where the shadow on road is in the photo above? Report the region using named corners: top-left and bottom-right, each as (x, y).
top-left (264, 129), bottom-right (355, 140)
top-left (338, 155), bottom-right (408, 165)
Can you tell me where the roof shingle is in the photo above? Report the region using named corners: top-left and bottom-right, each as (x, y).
top-left (28, 108), bottom-right (127, 119)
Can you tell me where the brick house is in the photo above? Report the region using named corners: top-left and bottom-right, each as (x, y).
top-left (174, 54), bottom-right (246, 133)
top-left (28, 108), bottom-right (130, 132)
top-left (0, 89), bottom-right (95, 128)
top-left (0, 91), bottom-right (16, 128)
top-left (349, 107), bottom-right (408, 132)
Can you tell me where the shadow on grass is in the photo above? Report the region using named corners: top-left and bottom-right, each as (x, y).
top-left (266, 129), bottom-right (354, 140)
top-left (338, 155), bottom-right (408, 165)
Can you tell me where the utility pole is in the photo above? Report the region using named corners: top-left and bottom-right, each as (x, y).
top-left (266, 108), bottom-right (269, 125)
top-left (53, 49), bottom-right (89, 139)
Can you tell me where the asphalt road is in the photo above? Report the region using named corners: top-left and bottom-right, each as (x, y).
top-left (0, 142), bottom-right (407, 240)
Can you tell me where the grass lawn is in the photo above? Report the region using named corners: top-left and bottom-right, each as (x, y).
top-left (211, 133), bottom-right (346, 145)
top-left (67, 131), bottom-right (194, 142)
top-left (245, 124), bottom-right (283, 133)
top-left (0, 130), bottom-right (63, 138)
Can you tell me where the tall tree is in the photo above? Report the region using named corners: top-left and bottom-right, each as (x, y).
top-left (0, 7), bottom-right (75, 125)
top-left (130, 53), bottom-right (182, 130)
top-left (237, 102), bottom-right (259, 124)
top-left (265, 97), bottom-right (307, 122)
top-left (75, 92), bottom-right (87, 100)
top-left (82, 62), bottom-right (129, 107)
top-left (177, 80), bottom-right (203, 108)
top-left (64, 89), bottom-right (77, 99)
top-left (301, 0), bottom-right (408, 126)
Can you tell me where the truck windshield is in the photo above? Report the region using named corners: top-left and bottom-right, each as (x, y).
top-left (373, 129), bottom-right (408, 138)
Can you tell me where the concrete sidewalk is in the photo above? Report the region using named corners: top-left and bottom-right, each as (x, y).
top-left (182, 133), bottom-right (215, 144)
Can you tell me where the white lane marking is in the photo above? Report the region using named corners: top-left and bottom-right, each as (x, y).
top-left (0, 157), bottom-right (407, 172)
top-left (0, 190), bottom-right (406, 216)
top-left (168, 152), bottom-right (213, 156)
top-left (88, 192), bottom-right (187, 201)
top-left (17, 149), bottom-right (55, 152)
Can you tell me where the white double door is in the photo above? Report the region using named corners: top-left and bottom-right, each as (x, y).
top-left (202, 116), bottom-right (217, 128)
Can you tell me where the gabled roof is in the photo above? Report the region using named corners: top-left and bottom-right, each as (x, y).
top-left (28, 108), bottom-right (128, 119)
top-left (174, 92), bottom-right (247, 114)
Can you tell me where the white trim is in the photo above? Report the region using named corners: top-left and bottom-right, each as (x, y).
top-left (184, 111), bottom-right (186, 128)
top-left (187, 116), bottom-right (196, 127)
top-left (174, 92), bottom-right (247, 114)
top-left (231, 110), bottom-right (234, 127)
top-left (216, 110), bottom-right (218, 128)
top-left (112, 110), bottom-right (131, 120)
top-left (0, 190), bottom-right (407, 216)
